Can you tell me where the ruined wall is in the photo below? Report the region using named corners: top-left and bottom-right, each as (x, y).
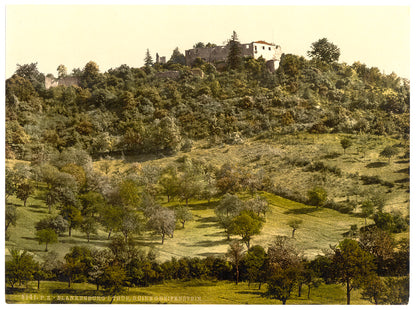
top-left (185, 41), bottom-right (281, 70)
top-left (45, 76), bottom-right (80, 89)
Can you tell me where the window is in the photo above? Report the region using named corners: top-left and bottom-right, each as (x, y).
top-left (255, 45), bottom-right (257, 50)
top-left (262, 46), bottom-right (265, 50)
top-left (268, 47), bottom-right (271, 50)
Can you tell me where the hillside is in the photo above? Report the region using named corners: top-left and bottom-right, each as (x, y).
top-left (5, 47), bottom-right (410, 305)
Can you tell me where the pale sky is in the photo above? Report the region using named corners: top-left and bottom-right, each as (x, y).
top-left (5, 4), bottom-right (411, 78)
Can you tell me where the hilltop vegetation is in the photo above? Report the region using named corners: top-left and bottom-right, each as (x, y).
top-left (5, 36), bottom-right (410, 304)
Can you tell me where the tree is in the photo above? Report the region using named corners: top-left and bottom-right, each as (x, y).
top-left (227, 31), bottom-right (242, 70)
top-left (229, 210), bottom-right (263, 249)
top-left (36, 228), bottom-right (58, 251)
top-left (5, 249), bottom-right (38, 288)
top-left (147, 207), bottom-right (176, 244)
top-left (57, 64), bottom-right (67, 78)
top-left (359, 226), bottom-right (394, 275)
top-left (6, 204), bottom-right (18, 233)
top-left (144, 48), bottom-right (153, 67)
top-left (59, 205), bottom-right (83, 237)
top-left (119, 209), bottom-right (143, 242)
top-left (332, 239), bottom-right (375, 304)
top-left (247, 195), bottom-right (269, 217)
top-left (244, 245), bottom-right (267, 288)
top-left (307, 186), bottom-right (327, 208)
top-left (158, 166), bottom-right (179, 202)
top-left (35, 215), bottom-right (69, 236)
top-left (361, 200), bottom-right (375, 227)
top-left (215, 194), bottom-right (245, 240)
top-left (169, 47), bottom-right (186, 65)
top-left (101, 263), bottom-right (127, 304)
top-left (99, 204), bottom-right (123, 240)
top-left (379, 146), bottom-right (399, 164)
top-left (15, 181), bottom-right (34, 207)
top-left (80, 216), bottom-right (99, 242)
top-left (175, 205), bottom-right (193, 228)
top-left (226, 240), bottom-right (245, 284)
top-left (177, 161), bottom-right (202, 206)
top-left (266, 236), bottom-right (303, 304)
top-left (340, 137), bottom-right (353, 155)
top-left (119, 179), bottom-right (141, 208)
top-left (193, 42), bottom-right (205, 48)
top-left (266, 266), bottom-right (299, 305)
top-left (307, 38), bottom-right (340, 63)
top-left (63, 246), bottom-right (93, 288)
top-left (288, 219), bottom-right (303, 238)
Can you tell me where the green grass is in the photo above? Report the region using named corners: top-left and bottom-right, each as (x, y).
top-left (5, 279), bottom-right (371, 305)
top-left (6, 188), bottom-right (369, 262)
top-left (5, 133), bottom-right (409, 304)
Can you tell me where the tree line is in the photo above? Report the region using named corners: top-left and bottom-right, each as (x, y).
top-left (6, 228), bottom-right (409, 304)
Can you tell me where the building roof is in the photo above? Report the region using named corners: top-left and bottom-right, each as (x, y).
top-left (254, 40), bottom-right (274, 46)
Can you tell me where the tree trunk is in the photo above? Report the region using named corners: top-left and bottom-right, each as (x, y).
top-left (38, 279), bottom-right (40, 290)
top-left (298, 283), bottom-right (302, 297)
top-left (282, 298), bottom-right (287, 305)
top-left (235, 264), bottom-right (239, 284)
top-left (68, 275), bottom-right (71, 288)
top-left (45, 242), bottom-right (48, 252)
top-left (292, 228), bottom-right (296, 238)
top-left (87, 233), bottom-right (90, 242)
top-left (161, 233), bottom-right (165, 244)
top-left (69, 226), bottom-right (72, 237)
top-left (346, 278), bottom-right (351, 305)
top-left (308, 285), bottom-right (311, 299)
top-left (107, 229), bottom-right (112, 240)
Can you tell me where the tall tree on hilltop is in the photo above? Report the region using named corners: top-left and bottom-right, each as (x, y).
top-left (144, 49), bottom-right (153, 67)
top-left (307, 38), bottom-right (340, 63)
top-left (227, 31), bottom-right (242, 70)
top-left (169, 47), bottom-right (186, 65)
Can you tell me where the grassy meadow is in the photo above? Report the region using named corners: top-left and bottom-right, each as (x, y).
top-left (5, 133), bottom-right (410, 303)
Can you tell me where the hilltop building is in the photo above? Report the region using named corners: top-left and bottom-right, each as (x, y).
top-left (45, 75), bottom-right (80, 89)
top-left (185, 40), bottom-right (282, 71)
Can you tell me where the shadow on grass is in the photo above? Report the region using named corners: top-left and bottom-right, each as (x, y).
top-left (395, 177), bottom-right (410, 184)
top-left (192, 239), bottom-right (227, 247)
top-left (236, 290), bottom-right (263, 296)
top-left (365, 162), bottom-right (388, 168)
top-left (197, 216), bottom-right (217, 223)
top-left (396, 167), bottom-right (410, 174)
top-left (198, 252), bottom-right (226, 257)
top-left (21, 236), bottom-right (37, 241)
top-left (189, 202), bottom-right (216, 211)
top-left (395, 160), bottom-right (409, 164)
top-left (195, 223), bottom-right (218, 229)
top-left (284, 207), bottom-right (317, 215)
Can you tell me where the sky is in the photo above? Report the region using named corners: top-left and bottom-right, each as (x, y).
top-left (4, 2), bottom-right (412, 79)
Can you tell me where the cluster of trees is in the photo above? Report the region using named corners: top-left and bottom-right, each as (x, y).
top-left (5, 147), bottom-right (274, 248)
top-left (6, 33), bottom-right (409, 162)
top-left (6, 227), bottom-right (409, 305)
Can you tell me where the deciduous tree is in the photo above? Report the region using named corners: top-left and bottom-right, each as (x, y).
top-left (307, 38), bottom-right (340, 63)
top-left (332, 239), bottom-right (375, 304)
